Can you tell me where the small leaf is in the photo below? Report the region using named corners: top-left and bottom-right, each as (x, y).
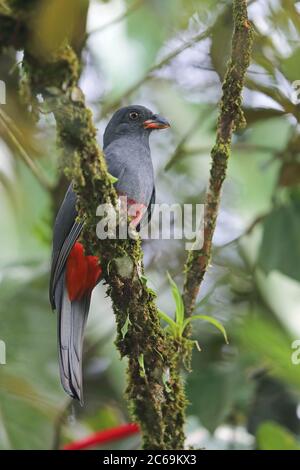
top-left (147, 287), bottom-right (157, 298)
top-left (121, 314), bottom-right (131, 339)
top-left (167, 272), bottom-right (184, 328)
top-left (140, 275), bottom-right (148, 285)
top-left (138, 354), bottom-right (146, 378)
top-left (71, 86), bottom-right (85, 103)
top-left (158, 309), bottom-right (178, 337)
top-left (257, 421), bottom-right (300, 450)
top-left (183, 314), bottom-right (228, 344)
top-left (44, 86), bottom-right (61, 96)
top-left (258, 200), bottom-right (300, 282)
top-left (139, 275), bottom-right (156, 297)
top-left (107, 173), bottom-right (118, 184)
top-left (281, 48), bottom-right (300, 82)
top-left (243, 107), bottom-right (286, 125)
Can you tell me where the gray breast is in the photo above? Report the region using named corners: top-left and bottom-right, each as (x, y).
top-left (104, 136), bottom-right (154, 206)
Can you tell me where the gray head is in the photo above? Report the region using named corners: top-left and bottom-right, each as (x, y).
top-left (103, 105), bottom-right (170, 148)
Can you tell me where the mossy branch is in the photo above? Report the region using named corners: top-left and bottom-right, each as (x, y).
top-left (0, 0), bottom-right (253, 450)
top-left (0, 1), bottom-right (187, 450)
top-left (183, 0), bottom-right (253, 318)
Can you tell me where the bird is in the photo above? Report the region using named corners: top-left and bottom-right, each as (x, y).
top-left (49, 105), bottom-right (170, 404)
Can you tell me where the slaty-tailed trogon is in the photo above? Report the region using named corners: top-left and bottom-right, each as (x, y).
top-left (49, 105), bottom-right (170, 404)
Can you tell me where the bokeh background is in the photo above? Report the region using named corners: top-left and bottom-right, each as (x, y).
top-left (1, 0), bottom-right (300, 450)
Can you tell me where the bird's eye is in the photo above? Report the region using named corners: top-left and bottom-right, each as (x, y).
top-left (129, 111), bottom-right (139, 120)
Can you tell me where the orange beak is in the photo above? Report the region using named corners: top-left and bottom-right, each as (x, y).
top-left (143, 114), bottom-right (170, 130)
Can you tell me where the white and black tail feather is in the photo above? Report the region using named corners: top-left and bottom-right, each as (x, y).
top-left (55, 271), bottom-right (91, 405)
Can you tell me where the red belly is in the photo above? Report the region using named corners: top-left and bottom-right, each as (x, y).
top-left (65, 197), bottom-right (145, 301)
top-left (66, 242), bottom-right (102, 301)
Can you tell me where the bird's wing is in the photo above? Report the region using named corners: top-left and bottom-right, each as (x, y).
top-left (49, 185), bottom-right (83, 309)
top-left (148, 186), bottom-right (156, 224)
top-left (50, 184), bottom-right (88, 403)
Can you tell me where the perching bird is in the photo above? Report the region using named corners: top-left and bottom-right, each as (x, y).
top-left (49, 105), bottom-right (170, 404)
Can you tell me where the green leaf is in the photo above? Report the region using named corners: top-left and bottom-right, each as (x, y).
top-left (138, 354), bottom-right (146, 378)
top-left (258, 199), bottom-right (300, 282)
top-left (126, 0), bottom-right (168, 71)
top-left (140, 275), bottom-right (156, 297)
top-left (158, 309), bottom-right (178, 337)
top-left (281, 48), bottom-right (300, 82)
top-left (243, 108), bottom-right (286, 126)
top-left (84, 406), bottom-right (120, 433)
top-left (187, 363), bottom-right (249, 433)
top-left (238, 314), bottom-right (300, 390)
top-left (140, 274), bottom-right (148, 285)
top-left (0, 269), bottom-right (61, 449)
top-left (257, 421), bottom-right (300, 450)
top-left (166, 272), bottom-right (184, 328)
top-left (107, 173), bottom-right (118, 184)
top-left (121, 314), bottom-right (131, 339)
top-left (183, 314), bottom-right (228, 344)
top-left (147, 287), bottom-right (157, 298)
top-left (210, 8), bottom-right (232, 79)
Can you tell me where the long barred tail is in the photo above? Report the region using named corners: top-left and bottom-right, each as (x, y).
top-left (55, 271), bottom-right (91, 405)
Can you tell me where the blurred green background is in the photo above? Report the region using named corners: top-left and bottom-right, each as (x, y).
top-left (0, 0), bottom-right (300, 450)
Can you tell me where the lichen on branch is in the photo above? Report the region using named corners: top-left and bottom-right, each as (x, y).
top-left (183, 0), bottom-right (253, 318)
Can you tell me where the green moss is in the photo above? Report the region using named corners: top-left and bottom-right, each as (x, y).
top-left (22, 46), bottom-right (79, 95)
top-left (182, 0), bottom-right (253, 408)
top-left (1, 0), bottom-right (253, 451)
